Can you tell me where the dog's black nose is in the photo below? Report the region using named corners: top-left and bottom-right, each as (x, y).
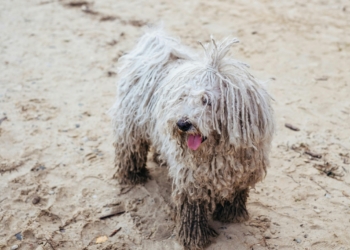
top-left (177, 119), bottom-right (192, 132)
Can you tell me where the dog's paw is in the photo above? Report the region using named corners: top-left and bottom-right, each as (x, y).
top-left (177, 201), bottom-right (218, 249)
top-left (213, 200), bottom-right (249, 223)
top-left (213, 189), bottom-right (250, 223)
top-left (114, 168), bottom-right (150, 185)
top-left (179, 225), bottom-right (217, 250)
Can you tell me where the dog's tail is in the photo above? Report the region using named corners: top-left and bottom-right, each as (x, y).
top-left (118, 28), bottom-right (191, 92)
top-left (114, 29), bottom-right (191, 119)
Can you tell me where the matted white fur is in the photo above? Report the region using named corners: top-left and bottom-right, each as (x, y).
top-left (110, 28), bottom-right (275, 249)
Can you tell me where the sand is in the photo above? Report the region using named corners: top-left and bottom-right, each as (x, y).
top-left (1, 0), bottom-right (350, 249)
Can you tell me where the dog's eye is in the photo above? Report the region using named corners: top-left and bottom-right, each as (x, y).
top-left (202, 96), bottom-right (211, 106)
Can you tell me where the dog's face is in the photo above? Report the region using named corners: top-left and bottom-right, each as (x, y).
top-left (160, 65), bottom-right (223, 152)
top-left (174, 82), bottom-right (221, 151)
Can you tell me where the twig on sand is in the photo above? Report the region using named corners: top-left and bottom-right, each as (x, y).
top-left (285, 123), bottom-right (300, 131)
top-left (0, 116), bottom-right (7, 125)
top-left (119, 186), bottom-right (135, 195)
top-left (287, 174), bottom-right (300, 185)
top-left (99, 211), bottom-right (125, 220)
top-left (109, 227), bottom-right (122, 237)
top-left (310, 177), bottom-right (330, 194)
top-left (43, 237), bottom-right (56, 250)
top-left (0, 197), bottom-right (8, 203)
top-left (315, 76), bottom-right (328, 81)
top-left (66, 1), bottom-right (89, 7)
top-left (305, 151), bottom-right (322, 159)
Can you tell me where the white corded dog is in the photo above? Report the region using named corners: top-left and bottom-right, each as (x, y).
top-left (110, 29), bottom-right (275, 249)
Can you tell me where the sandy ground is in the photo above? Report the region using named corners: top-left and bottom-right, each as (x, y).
top-left (1, 0), bottom-right (350, 249)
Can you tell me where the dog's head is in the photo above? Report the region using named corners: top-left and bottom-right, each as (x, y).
top-left (160, 37), bottom-right (275, 152)
top-left (171, 73), bottom-right (221, 151)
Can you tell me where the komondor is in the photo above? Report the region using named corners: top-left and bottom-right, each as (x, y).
top-left (110, 29), bottom-right (275, 249)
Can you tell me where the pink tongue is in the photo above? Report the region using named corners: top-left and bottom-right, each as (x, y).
top-left (187, 135), bottom-right (202, 150)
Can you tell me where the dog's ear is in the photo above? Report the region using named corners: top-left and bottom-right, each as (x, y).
top-left (198, 36), bottom-right (274, 149)
top-left (209, 69), bottom-right (274, 148)
top-left (240, 86), bottom-right (274, 147)
top-left (118, 30), bottom-right (193, 114)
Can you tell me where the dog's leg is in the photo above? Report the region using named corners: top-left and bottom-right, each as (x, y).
top-left (213, 189), bottom-right (249, 223)
top-left (176, 199), bottom-right (218, 249)
top-left (113, 140), bottom-right (150, 185)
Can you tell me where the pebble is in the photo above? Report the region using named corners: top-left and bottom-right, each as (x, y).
top-left (314, 209), bottom-right (321, 214)
top-left (49, 190), bottom-right (55, 195)
top-left (11, 245), bottom-right (19, 250)
top-left (32, 195), bottom-right (41, 205)
top-left (294, 238), bottom-right (301, 243)
top-left (33, 165), bottom-right (46, 171)
top-left (14, 232), bottom-right (22, 240)
top-left (263, 232), bottom-right (272, 239)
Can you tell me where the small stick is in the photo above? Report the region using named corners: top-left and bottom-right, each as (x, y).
top-left (119, 186), bottom-right (135, 195)
top-left (285, 123), bottom-right (300, 131)
top-left (287, 174), bottom-right (300, 185)
top-left (67, 1), bottom-right (88, 7)
top-left (0, 197), bottom-right (7, 203)
top-left (99, 211), bottom-right (125, 220)
top-left (109, 227), bottom-right (122, 237)
top-left (43, 238), bottom-right (56, 250)
top-left (310, 178), bottom-right (330, 194)
top-left (305, 151), bottom-right (322, 159)
top-left (315, 76), bottom-right (328, 81)
top-left (0, 116), bottom-right (7, 125)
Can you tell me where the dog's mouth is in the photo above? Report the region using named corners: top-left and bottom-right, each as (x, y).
top-left (176, 118), bottom-right (207, 150)
top-left (187, 134), bottom-right (207, 151)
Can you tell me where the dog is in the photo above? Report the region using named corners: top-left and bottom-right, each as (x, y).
top-left (110, 29), bottom-right (275, 249)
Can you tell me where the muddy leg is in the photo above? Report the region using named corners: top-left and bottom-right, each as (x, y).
top-left (177, 199), bottom-right (218, 249)
top-left (213, 189), bottom-right (249, 223)
top-left (113, 141), bottom-right (150, 185)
